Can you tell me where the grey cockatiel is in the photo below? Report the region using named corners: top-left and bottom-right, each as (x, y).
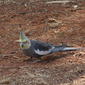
top-left (17, 32), bottom-right (84, 60)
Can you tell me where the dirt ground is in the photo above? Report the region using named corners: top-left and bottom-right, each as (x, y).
top-left (0, 0), bottom-right (85, 85)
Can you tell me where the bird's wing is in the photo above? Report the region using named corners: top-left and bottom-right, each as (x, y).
top-left (31, 40), bottom-right (55, 55)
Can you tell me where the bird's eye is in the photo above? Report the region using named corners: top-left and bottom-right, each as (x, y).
top-left (21, 44), bottom-right (24, 48)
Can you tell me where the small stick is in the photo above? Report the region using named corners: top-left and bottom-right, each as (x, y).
top-left (0, 66), bottom-right (19, 69)
top-left (0, 54), bottom-right (14, 57)
top-left (46, 0), bottom-right (74, 4)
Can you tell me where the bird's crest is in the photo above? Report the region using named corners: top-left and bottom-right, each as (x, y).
top-left (16, 32), bottom-right (29, 42)
top-left (16, 32), bottom-right (31, 49)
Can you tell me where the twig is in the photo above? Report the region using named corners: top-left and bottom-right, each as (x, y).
top-left (0, 77), bottom-right (10, 84)
top-left (0, 66), bottom-right (19, 69)
top-left (0, 54), bottom-right (14, 57)
top-left (46, 0), bottom-right (74, 4)
top-left (73, 52), bottom-right (85, 57)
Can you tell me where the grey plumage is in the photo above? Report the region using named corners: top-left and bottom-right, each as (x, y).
top-left (17, 32), bottom-right (84, 60)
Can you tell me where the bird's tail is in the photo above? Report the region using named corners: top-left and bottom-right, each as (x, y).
top-left (52, 45), bottom-right (84, 53)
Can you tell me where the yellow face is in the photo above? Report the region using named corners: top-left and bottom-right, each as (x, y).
top-left (20, 41), bottom-right (31, 49)
top-left (17, 32), bottom-right (31, 49)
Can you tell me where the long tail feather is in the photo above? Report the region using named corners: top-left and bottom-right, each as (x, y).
top-left (62, 47), bottom-right (82, 51)
top-left (52, 45), bottom-right (85, 53)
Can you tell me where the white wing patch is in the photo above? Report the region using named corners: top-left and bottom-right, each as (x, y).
top-left (34, 46), bottom-right (55, 55)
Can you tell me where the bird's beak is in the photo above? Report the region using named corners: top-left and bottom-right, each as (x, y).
top-left (15, 39), bottom-right (23, 42)
top-left (16, 32), bottom-right (28, 42)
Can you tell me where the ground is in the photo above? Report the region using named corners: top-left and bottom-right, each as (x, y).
top-left (0, 0), bottom-right (85, 85)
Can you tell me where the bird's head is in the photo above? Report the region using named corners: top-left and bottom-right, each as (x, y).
top-left (16, 32), bottom-right (31, 49)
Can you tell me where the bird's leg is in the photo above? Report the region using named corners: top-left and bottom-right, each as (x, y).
top-left (29, 56), bottom-right (34, 61)
top-left (26, 56), bottom-right (42, 63)
top-left (30, 56), bottom-right (33, 59)
top-left (25, 56), bottom-right (33, 62)
top-left (31, 57), bottom-right (43, 63)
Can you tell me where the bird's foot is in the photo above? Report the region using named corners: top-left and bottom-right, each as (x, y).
top-left (24, 58), bottom-right (42, 63)
top-left (23, 57), bottom-right (34, 62)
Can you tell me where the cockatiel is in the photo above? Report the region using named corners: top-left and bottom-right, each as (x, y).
top-left (17, 32), bottom-right (84, 60)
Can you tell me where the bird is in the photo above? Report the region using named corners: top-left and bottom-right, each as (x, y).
top-left (16, 32), bottom-right (84, 61)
